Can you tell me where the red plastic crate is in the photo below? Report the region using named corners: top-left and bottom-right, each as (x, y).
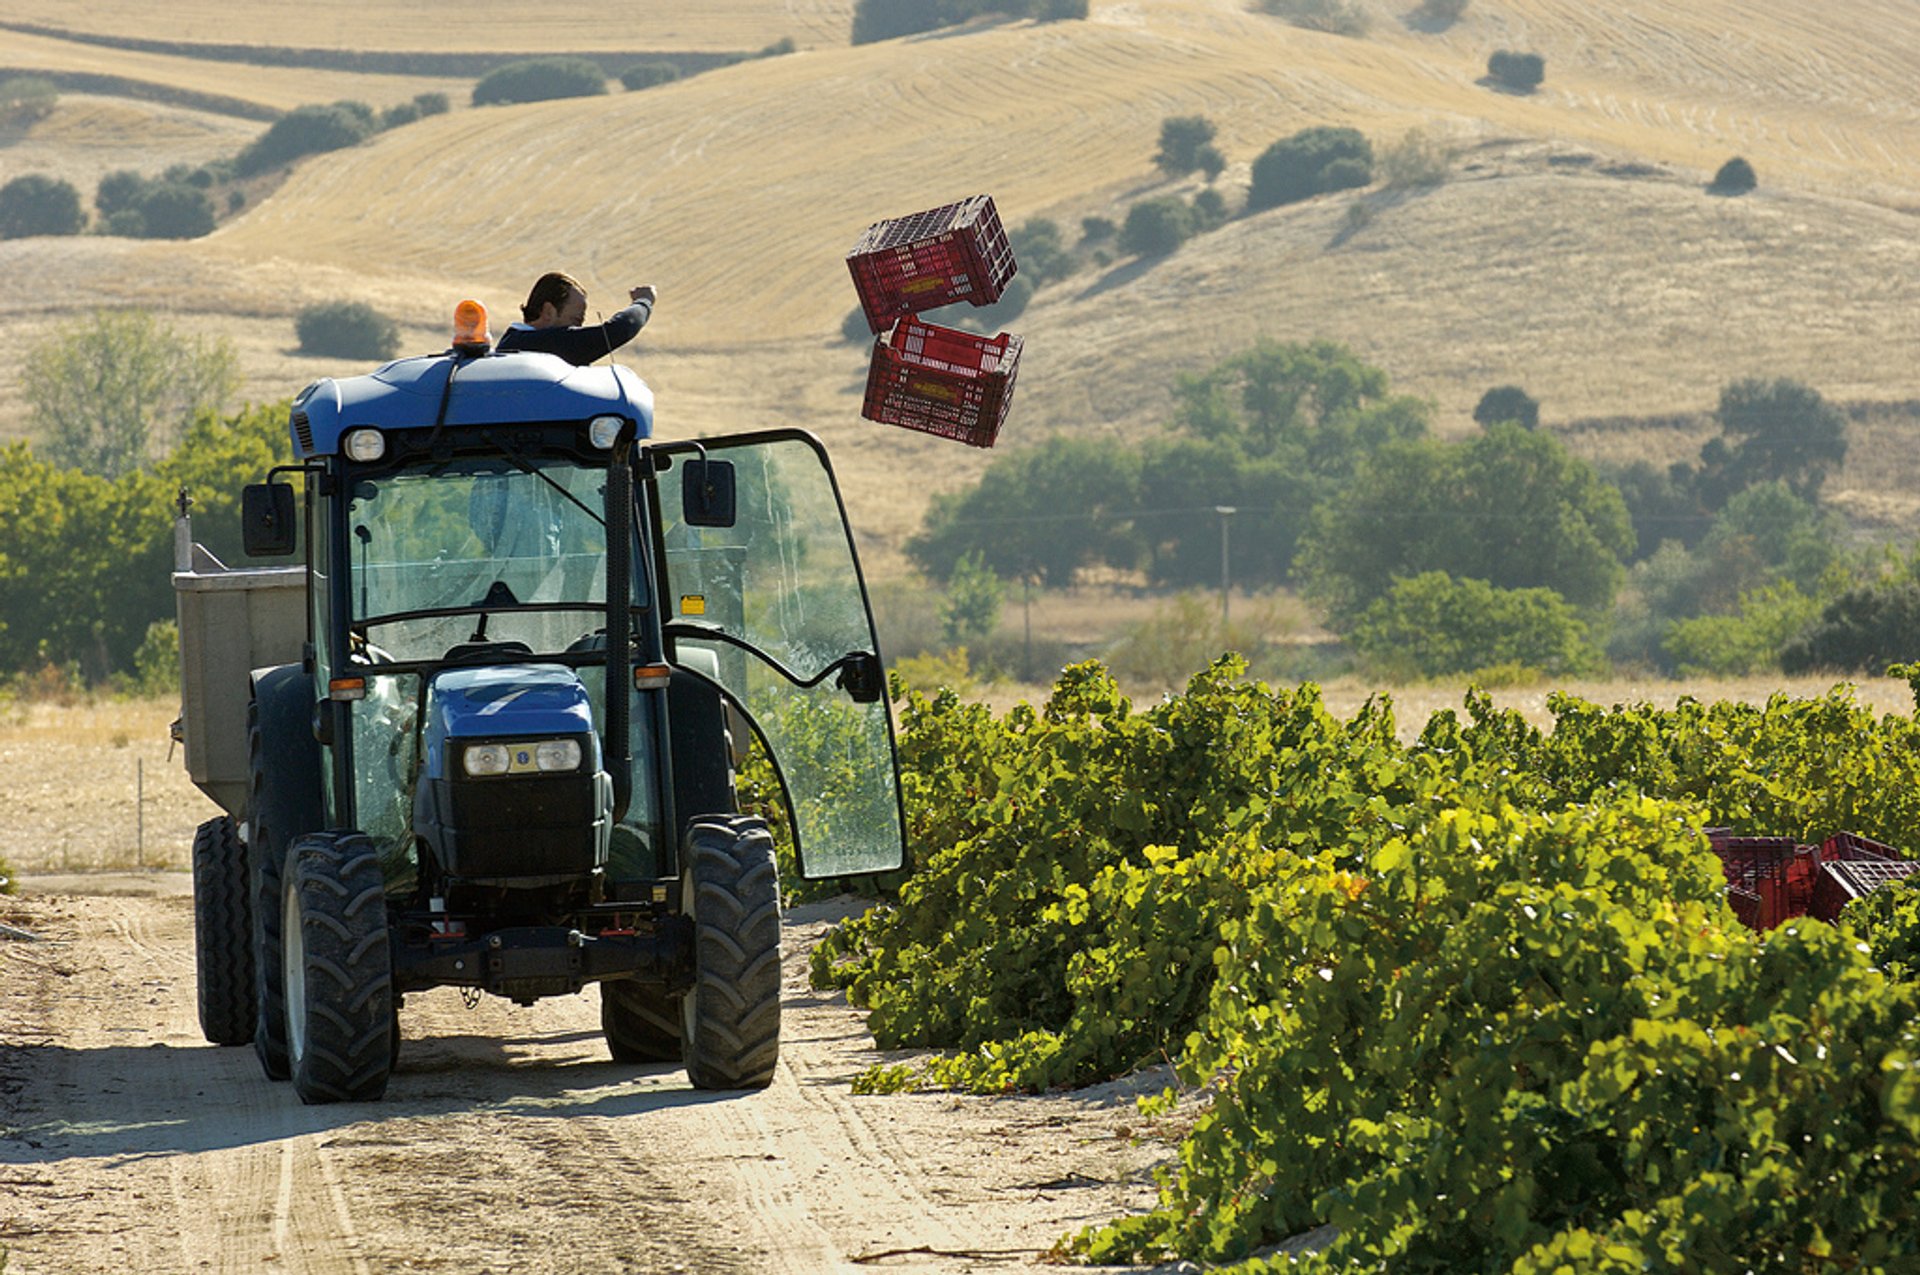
top-left (862, 317), bottom-right (1022, 448)
top-left (1818, 832), bottom-right (1901, 864)
top-left (1708, 834), bottom-right (1809, 930)
top-left (846, 195), bottom-right (1016, 333)
top-left (1811, 857), bottom-right (1920, 923)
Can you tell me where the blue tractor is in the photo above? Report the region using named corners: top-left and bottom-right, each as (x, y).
top-left (173, 312), bottom-right (905, 1103)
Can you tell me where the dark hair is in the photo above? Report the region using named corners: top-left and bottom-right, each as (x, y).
top-left (521, 271), bottom-right (583, 322)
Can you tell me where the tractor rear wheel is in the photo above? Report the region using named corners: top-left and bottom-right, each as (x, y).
top-left (601, 981), bottom-right (682, 1063)
top-left (247, 667), bottom-right (323, 1082)
top-left (191, 814), bottom-right (254, 1046)
top-left (283, 832), bottom-right (394, 1104)
top-left (679, 816), bottom-right (781, 1090)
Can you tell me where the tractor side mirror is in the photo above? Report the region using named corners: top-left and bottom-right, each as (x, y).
top-left (681, 459), bottom-right (736, 528)
top-left (242, 482), bottom-right (297, 557)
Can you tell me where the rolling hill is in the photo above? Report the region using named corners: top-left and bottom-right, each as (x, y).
top-left (2, 0), bottom-right (1918, 566)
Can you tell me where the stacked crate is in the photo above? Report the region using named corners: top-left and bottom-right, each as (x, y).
top-left (1707, 828), bottom-right (1918, 931)
top-left (846, 196), bottom-right (1022, 448)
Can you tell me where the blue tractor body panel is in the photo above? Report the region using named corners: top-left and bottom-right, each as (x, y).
top-left (290, 351), bottom-right (654, 459)
top-left (421, 664), bottom-right (603, 780)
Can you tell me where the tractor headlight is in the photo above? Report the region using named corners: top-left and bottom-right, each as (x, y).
top-left (462, 738), bottom-right (584, 777)
top-left (588, 415), bottom-right (626, 449)
top-left (343, 428), bottom-right (386, 462)
top-left (463, 743), bottom-right (511, 776)
top-left (534, 740), bottom-right (583, 772)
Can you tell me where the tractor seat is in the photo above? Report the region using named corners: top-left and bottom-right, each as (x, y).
top-left (442, 639), bottom-right (534, 663)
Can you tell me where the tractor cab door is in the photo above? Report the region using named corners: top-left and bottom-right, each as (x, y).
top-left (651, 431), bottom-right (905, 879)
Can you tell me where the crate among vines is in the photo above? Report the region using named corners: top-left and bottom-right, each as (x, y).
top-left (861, 316), bottom-right (1022, 448)
top-left (846, 195), bottom-right (1016, 333)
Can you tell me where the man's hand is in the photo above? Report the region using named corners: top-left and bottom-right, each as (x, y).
top-left (629, 285), bottom-right (657, 306)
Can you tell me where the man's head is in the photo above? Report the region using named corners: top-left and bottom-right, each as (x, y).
top-left (522, 271), bottom-right (587, 328)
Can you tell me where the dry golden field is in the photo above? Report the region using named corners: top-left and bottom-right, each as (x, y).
top-left (2, 0), bottom-right (1918, 561)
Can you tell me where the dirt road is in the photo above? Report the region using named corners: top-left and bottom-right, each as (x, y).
top-left (0, 879), bottom-right (1170, 1274)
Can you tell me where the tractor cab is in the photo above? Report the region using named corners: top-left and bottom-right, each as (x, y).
top-left (177, 309), bottom-right (904, 1102)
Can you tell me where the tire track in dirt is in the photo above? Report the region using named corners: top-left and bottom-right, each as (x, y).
top-left (1, 887), bottom-right (1167, 1274)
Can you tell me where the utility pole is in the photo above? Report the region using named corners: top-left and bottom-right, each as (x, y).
top-left (1214, 506), bottom-right (1236, 641)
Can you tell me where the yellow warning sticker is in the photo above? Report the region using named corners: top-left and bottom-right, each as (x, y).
top-left (680, 594), bottom-right (707, 616)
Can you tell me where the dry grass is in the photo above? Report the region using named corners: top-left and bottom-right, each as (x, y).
top-left (4, 0), bottom-right (1920, 561)
top-left (0, 698), bottom-right (219, 875)
top-left (0, 1), bottom-right (853, 54)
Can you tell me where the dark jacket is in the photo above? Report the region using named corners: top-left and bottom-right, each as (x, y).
top-left (495, 300), bottom-right (652, 366)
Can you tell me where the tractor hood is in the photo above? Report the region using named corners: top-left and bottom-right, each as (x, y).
top-left (421, 664), bottom-right (602, 779)
top-left (290, 352), bottom-right (653, 459)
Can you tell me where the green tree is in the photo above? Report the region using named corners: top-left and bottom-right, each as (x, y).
top-left (1710, 156), bottom-right (1757, 194)
top-left (1349, 571), bottom-right (1593, 677)
top-left (1135, 438), bottom-right (1314, 588)
top-left (0, 174), bottom-right (85, 238)
top-left (1120, 196), bottom-right (1194, 257)
top-left (1472, 384), bottom-right (1538, 429)
top-left (907, 436), bottom-right (1142, 586)
top-left (472, 57), bottom-right (608, 106)
top-left (1301, 422), bottom-right (1632, 622)
top-left (134, 183), bottom-right (216, 238)
top-left (26, 311), bottom-right (240, 479)
top-left (1011, 218), bottom-right (1071, 287)
top-left (95, 169), bottom-right (149, 218)
top-left (1664, 580), bottom-right (1818, 677)
top-left (236, 103), bottom-right (372, 176)
top-left (0, 446), bottom-right (171, 679)
top-left (1246, 126), bottom-right (1373, 212)
top-left (1156, 115), bottom-right (1218, 174)
top-left (296, 300), bottom-right (401, 360)
top-left (1700, 377), bottom-right (1847, 505)
top-left (1487, 50), bottom-right (1545, 91)
top-left (940, 551), bottom-right (1005, 647)
top-left (619, 61), bottom-right (681, 91)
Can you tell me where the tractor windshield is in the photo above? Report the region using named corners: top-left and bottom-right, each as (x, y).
top-left (344, 458), bottom-right (640, 660)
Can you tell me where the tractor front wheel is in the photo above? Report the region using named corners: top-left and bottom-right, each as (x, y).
top-left (679, 816), bottom-right (781, 1090)
top-left (191, 814), bottom-right (254, 1046)
top-left (283, 832), bottom-right (394, 1104)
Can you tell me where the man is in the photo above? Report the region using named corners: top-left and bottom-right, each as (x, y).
top-left (496, 271), bottom-right (656, 366)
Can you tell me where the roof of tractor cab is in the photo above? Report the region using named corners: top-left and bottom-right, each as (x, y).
top-left (289, 350), bottom-right (654, 460)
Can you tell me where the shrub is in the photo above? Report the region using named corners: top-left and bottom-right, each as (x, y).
top-left (1156, 115), bottom-right (1218, 174)
top-left (842, 306), bottom-right (876, 345)
top-left (133, 619), bottom-right (180, 697)
top-left (0, 75), bottom-right (57, 123)
top-left (133, 183), bottom-right (215, 239)
top-left (0, 174), bottom-right (85, 238)
top-left (1036, 0), bottom-right (1089, 17)
top-left (925, 274), bottom-right (1033, 335)
top-left (95, 169), bottom-right (148, 217)
top-left (1415, 0), bottom-right (1469, 21)
top-left (1258, 0), bottom-right (1369, 36)
top-left (295, 300), bottom-right (401, 361)
top-left (1190, 188), bottom-right (1228, 231)
top-left (1472, 384), bottom-right (1539, 429)
top-left (1379, 127), bottom-right (1452, 188)
top-left (104, 208), bottom-right (146, 237)
top-left (756, 36), bottom-right (799, 56)
top-left (1119, 196), bottom-right (1194, 257)
top-left (619, 61), bottom-right (682, 91)
top-left (852, 0), bottom-right (947, 43)
top-left (1197, 143), bottom-right (1226, 181)
top-left (472, 56), bottom-right (608, 107)
top-left (1664, 580), bottom-right (1818, 677)
top-left (235, 103), bottom-right (372, 176)
top-left (1079, 215), bottom-right (1115, 243)
top-left (1349, 572), bottom-right (1594, 677)
top-left (1488, 49), bottom-right (1546, 91)
top-left (1781, 578), bottom-right (1920, 674)
top-left (1011, 218), bottom-right (1070, 286)
top-left (413, 91), bottom-right (450, 117)
top-left (1247, 126), bottom-right (1373, 212)
top-left (378, 100), bottom-right (420, 130)
top-left (1711, 155), bottom-right (1758, 194)
top-left (227, 190), bottom-right (246, 213)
